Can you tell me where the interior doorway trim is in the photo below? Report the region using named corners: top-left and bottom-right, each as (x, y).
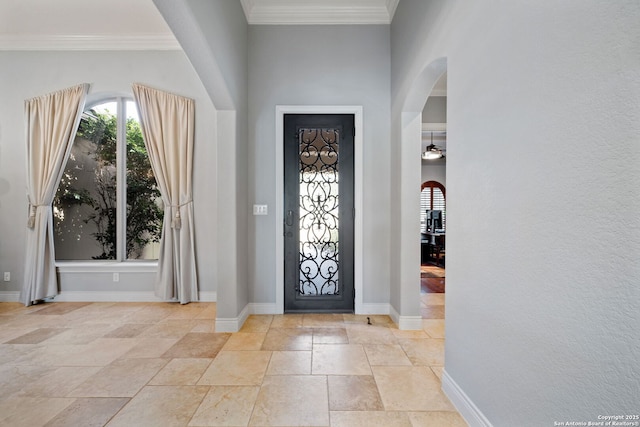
top-left (275, 105), bottom-right (363, 314)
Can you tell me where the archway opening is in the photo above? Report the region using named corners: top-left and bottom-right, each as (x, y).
top-left (419, 71), bottom-right (447, 316)
top-left (389, 57), bottom-right (447, 329)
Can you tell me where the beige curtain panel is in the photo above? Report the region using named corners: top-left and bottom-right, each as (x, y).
top-left (132, 83), bottom-right (198, 304)
top-left (21, 83), bottom-right (89, 306)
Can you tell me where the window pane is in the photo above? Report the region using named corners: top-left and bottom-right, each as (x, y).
top-left (54, 103), bottom-right (118, 260)
top-left (420, 188), bottom-right (430, 232)
top-left (420, 182), bottom-right (446, 232)
top-left (298, 128), bottom-right (340, 296)
top-left (433, 188), bottom-right (446, 230)
top-left (125, 101), bottom-right (162, 260)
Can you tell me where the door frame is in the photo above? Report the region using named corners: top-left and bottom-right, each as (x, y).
top-left (275, 105), bottom-right (363, 314)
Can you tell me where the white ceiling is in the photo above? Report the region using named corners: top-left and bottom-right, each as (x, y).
top-left (0, 0), bottom-right (177, 50)
top-left (0, 0), bottom-right (399, 50)
top-left (1, 0), bottom-right (444, 154)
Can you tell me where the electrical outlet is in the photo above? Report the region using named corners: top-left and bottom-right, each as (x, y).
top-left (113, 273), bottom-right (119, 282)
top-left (3, 272), bottom-right (9, 282)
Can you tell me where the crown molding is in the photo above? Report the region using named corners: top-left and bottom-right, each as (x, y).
top-left (241, 0), bottom-right (399, 25)
top-left (386, 0), bottom-right (400, 19)
top-left (0, 34), bottom-right (180, 51)
top-left (240, 0), bottom-right (257, 20)
top-left (429, 89), bottom-right (448, 97)
top-left (422, 123), bottom-right (447, 132)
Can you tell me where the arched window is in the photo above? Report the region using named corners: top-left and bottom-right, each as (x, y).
top-left (420, 180), bottom-right (446, 232)
top-left (53, 96), bottom-right (162, 261)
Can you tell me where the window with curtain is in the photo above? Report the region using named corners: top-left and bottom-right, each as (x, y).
top-left (420, 180), bottom-right (446, 232)
top-left (53, 97), bottom-right (162, 260)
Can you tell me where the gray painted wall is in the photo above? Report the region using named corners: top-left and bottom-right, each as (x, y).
top-left (392, 0), bottom-right (640, 424)
top-left (155, 0), bottom-right (250, 319)
top-left (421, 164), bottom-right (446, 188)
top-left (422, 96), bottom-right (446, 123)
top-left (185, 0), bottom-right (250, 321)
top-left (3, 2), bottom-right (637, 421)
top-left (0, 50), bottom-right (216, 296)
top-left (248, 25), bottom-right (392, 306)
top-left (184, 0), bottom-right (248, 111)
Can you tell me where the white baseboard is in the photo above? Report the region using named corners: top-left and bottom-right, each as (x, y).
top-left (249, 302), bottom-right (280, 315)
top-left (0, 291), bottom-right (20, 302)
top-left (198, 291), bottom-right (217, 302)
top-left (215, 303), bottom-right (250, 332)
top-left (247, 302), bottom-right (392, 316)
top-left (213, 301), bottom-right (396, 331)
top-left (1, 290), bottom-right (418, 333)
top-left (53, 291), bottom-right (163, 302)
top-left (388, 306), bottom-right (423, 330)
top-left (442, 369), bottom-right (492, 427)
top-left (0, 290), bottom-right (216, 304)
top-left (398, 315), bottom-right (423, 330)
top-left (359, 303), bottom-right (390, 315)
top-left (389, 305), bottom-right (400, 324)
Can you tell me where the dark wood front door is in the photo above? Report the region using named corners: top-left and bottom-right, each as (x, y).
top-left (283, 114), bottom-right (355, 313)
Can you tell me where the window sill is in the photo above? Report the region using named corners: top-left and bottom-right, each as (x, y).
top-left (56, 260), bottom-right (158, 274)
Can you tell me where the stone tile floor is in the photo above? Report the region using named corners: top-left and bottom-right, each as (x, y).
top-left (0, 298), bottom-right (465, 426)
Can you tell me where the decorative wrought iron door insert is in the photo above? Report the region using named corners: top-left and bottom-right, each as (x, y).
top-left (284, 114), bottom-right (354, 313)
top-left (298, 128), bottom-right (340, 296)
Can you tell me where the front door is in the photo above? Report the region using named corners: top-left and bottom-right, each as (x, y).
top-left (283, 114), bottom-right (354, 313)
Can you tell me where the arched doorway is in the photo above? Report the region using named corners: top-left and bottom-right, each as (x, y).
top-left (419, 67), bottom-right (448, 323)
top-left (388, 57), bottom-right (447, 329)
top-left (417, 73), bottom-right (448, 322)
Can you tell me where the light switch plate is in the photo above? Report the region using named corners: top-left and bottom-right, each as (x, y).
top-left (253, 204), bottom-right (268, 215)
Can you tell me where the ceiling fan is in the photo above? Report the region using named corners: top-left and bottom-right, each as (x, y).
top-left (421, 131), bottom-right (446, 160)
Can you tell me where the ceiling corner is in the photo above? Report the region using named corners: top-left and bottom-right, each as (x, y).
top-left (387, 0), bottom-right (400, 21)
top-left (239, 0), bottom-right (255, 21)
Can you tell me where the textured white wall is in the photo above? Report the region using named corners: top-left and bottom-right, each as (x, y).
top-left (0, 50), bottom-right (216, 295)
top-left (392, 0), bottom-right (640, 424)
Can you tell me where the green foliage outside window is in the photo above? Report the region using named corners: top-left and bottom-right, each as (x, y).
top-left (54, 109), bottom-right (162, 259)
